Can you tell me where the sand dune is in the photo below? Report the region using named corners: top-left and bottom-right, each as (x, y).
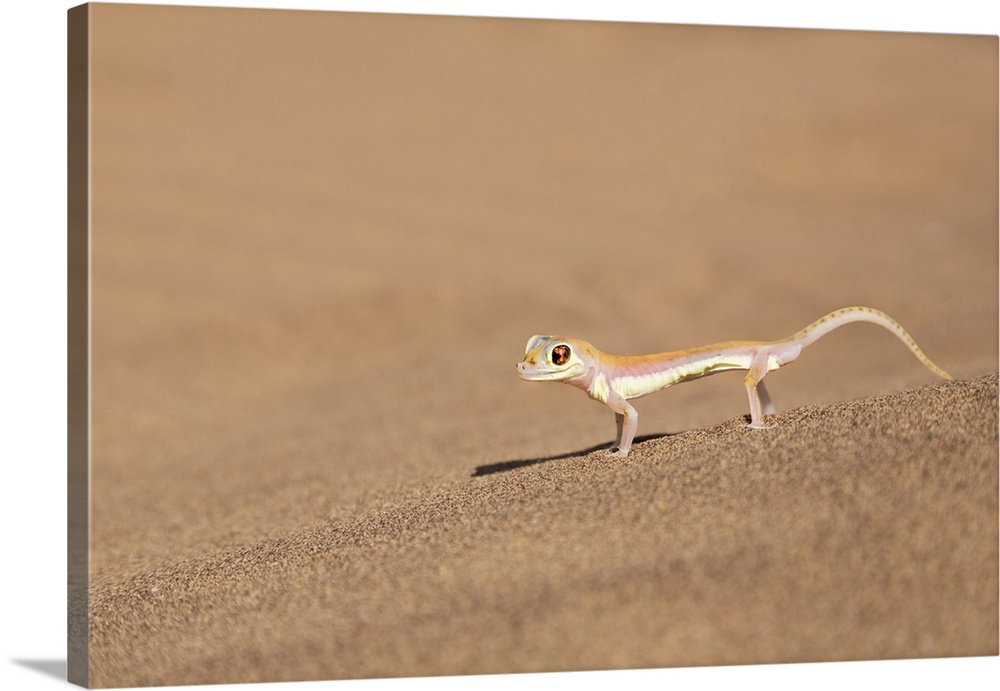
top-left (88, 375), bottom-right (998, 687)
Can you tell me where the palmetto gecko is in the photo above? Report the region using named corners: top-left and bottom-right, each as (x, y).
top-left (516, 306), bottom-right (952, 456)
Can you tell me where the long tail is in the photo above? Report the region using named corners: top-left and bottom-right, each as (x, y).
top-left (791, 306), bottom-right (952, 380)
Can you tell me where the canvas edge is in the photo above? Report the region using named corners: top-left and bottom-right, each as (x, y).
top-left (67, 3), bottom-right (90, 688)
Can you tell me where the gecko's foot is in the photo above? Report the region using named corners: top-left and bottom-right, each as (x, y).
top-left (746, 422), bottom-right (776, 430)
top-left (608, 446), bottom-right (630, 457)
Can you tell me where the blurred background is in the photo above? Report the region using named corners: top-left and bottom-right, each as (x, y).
top-left (87, 4), bottom-right (997, 582)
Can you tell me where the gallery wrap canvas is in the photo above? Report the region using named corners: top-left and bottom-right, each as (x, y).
top-left (68, 3), bottom-right (998, 688)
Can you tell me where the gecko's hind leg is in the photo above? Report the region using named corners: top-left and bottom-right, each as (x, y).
top-left (757, 380), bottom-right (776, 415)
top-left (745, 354), bottom-right (776, 430)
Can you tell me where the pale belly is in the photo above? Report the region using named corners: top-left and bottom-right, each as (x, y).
top-left (610, 353), bottom-right (775, 400)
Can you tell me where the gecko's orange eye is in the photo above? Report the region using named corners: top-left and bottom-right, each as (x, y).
top-left (550, 344), bottom-right (571, 366)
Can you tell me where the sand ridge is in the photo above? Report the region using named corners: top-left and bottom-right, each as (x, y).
top-left (88, 375), bottom-right (998, 687)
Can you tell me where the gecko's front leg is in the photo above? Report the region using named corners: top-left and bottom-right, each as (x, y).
top-left (607, 393), bottom-right (637, 456)
top-left (612, 412), bottom-right (625, 453)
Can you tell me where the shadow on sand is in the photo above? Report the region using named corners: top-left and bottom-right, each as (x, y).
top-left (473, 433), bottom-right (671, 477)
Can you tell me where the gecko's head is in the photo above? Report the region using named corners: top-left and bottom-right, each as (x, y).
top-left (517, 335), bottom-right (593, 383)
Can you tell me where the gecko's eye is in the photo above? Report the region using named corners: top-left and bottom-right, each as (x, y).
top-left (550, 344), bottom-right (571, 366)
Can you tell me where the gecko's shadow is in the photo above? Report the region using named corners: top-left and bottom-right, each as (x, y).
top-left (473, 433), bottom-right (672, 477)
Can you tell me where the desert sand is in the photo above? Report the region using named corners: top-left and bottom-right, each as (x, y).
top-left (77, 4), bottom-right (997, 687)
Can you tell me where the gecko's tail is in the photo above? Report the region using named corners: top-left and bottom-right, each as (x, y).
top-left (791, 306), bottom-right (953, 380)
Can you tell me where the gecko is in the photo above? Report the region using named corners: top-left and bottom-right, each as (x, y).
top-left (516, 306), bottom-right (952, 457)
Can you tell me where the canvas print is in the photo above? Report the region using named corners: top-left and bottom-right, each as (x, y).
top-left (68, 3), bottom-right (999, 687)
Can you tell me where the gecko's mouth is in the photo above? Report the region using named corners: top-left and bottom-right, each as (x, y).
top-left (517, 362), bottom-right (584, 381)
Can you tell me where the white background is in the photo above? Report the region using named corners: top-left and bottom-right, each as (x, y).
top-left (1, 2), bottom-right (997, 690)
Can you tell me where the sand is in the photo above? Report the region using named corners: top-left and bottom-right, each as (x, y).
top-left (87, 376), bottom-right (998, 687)
top-left (75, 4), bottom-right (998, 687)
